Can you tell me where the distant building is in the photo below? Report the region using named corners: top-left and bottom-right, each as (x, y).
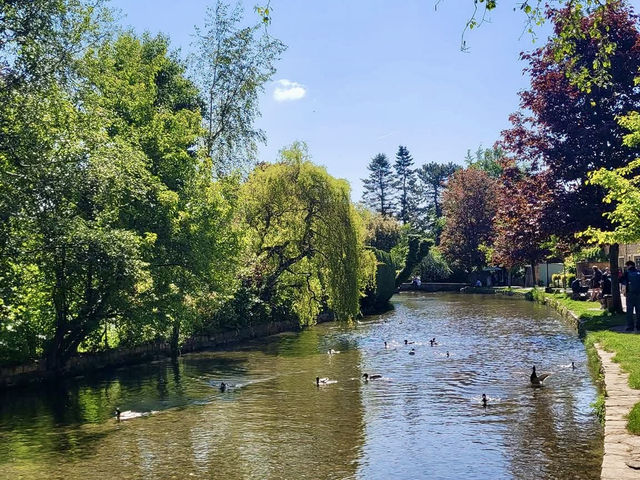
top-left (617, 243), bottom-right (640, 267)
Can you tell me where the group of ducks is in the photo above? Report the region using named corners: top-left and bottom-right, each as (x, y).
top-left (315, 373), bottom-right (381, 386)
top-left (316, 339), bottom-right (563, 408)
top-left (114, 341), bottom-right (570, 419)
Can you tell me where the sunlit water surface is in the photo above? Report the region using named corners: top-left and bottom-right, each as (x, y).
top-left (0, 293), bottom-right (602, 479)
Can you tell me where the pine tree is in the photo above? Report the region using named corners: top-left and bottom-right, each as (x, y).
top-left (393, 145), bottom-right (416, 224)
top-left (416, 162), bottom-right (459, 219)
top-left (362, 153), bottom-right (394, 216)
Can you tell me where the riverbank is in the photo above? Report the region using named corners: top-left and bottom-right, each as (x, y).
top-left (0, 319), bottom-right (302, 388)
top-left (482, 287), bottom-right (640, 478)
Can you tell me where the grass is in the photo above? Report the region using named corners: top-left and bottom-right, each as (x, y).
top-left (591, 394), bottom-right (606, 425)
top-left (532, 289), bottom-right (626, 331)
top-left (628, 403), bottom-right (640, 435)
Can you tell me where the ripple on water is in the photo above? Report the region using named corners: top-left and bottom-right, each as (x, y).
top-left (0, 293), bottom-right (602, 480)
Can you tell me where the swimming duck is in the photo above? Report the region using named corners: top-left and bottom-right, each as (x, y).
top-left (220, 382), bottom-right (227, 392)
top-left (404, 339), bottom-right (414, 345)
top-left (446, 351), bottom-right (450, 358)
top-left (530, 366), bottom-right (550, 387)
top-left (362, 373), bottom-right (382, 381)
top-left (114, 408), bottom-right (144, 421)
top-left (409, 348), bottom-right (415, 355)
top-left (316, 376), bottom-right (330, 386)
top-left (481, 394), bottom-right (488, 408)
top-left (384, 341), bottom-right (388, 349)
top-left (571, 361), bottom-right (576, 370)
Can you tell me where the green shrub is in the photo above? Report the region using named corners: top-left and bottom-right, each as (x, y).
top-left (418, 249), bottom-right (452, 282)
top-left (564, 273), bottom-right (576, 287)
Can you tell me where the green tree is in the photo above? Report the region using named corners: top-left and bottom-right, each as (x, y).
top-left (239, 142), bottom-right (375, 325)
top-left (464, 146), bottom-right (505, 179)
top-left (440, 168), bottom-right (498, 272)
top-left (192, 0), bottom-right (286, 174)
top-left (83, 32), bottom-right (239, 355)
top-left (362, 153), bottom-right (394, 216)
top-left (415, 161), bottom-right (459, 241)
top-left (393, 145), bottom-right (416, 224)
top-left (360, 209), bottom-right (402, 252)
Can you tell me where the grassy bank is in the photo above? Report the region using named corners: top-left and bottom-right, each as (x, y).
top-left (533, 290), bottom-right (640, 434)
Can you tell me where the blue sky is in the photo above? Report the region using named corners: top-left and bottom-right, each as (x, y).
top-left (108, 1), bottom-right (630, 199)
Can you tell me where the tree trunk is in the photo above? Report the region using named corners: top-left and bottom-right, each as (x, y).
top-left (530, 263), bottom-right (537, 287)
top-left (170, 318), bottom-right (180, 358)
top-left (48, 250), bottom-right (68, 372)
top-left (610, 243), bottom-right (622, 313)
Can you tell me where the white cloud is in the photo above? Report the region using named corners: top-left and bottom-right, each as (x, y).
top-left (273, 79), bottom-right (306, 102)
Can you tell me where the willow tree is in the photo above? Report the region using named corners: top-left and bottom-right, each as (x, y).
top-left (239, 142), bottom-right (375, 325)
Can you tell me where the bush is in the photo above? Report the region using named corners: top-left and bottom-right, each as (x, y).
top-left (418, 249), bottom-right (452, 282)
top-left (564, 273), bottom-right (576, 287)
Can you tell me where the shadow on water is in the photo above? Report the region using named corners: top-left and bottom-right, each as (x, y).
top-left (0, 292), bottom-right (601, 479)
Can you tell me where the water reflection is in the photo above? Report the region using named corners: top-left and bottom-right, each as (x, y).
top-left (0, 293), bottom-right (601, 479)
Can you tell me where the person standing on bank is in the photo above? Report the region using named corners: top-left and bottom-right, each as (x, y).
top-left (621, 260), bottom-right (640, 332)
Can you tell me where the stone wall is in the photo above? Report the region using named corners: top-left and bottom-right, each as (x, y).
top-left (0, 320), bottom-right (300, 389)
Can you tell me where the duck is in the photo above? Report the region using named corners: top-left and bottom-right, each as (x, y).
top-left (114, 408), bottom-right (144, 421)
top-left (481, 394), bottom-right (488, 408)
top-left (220, 382), bottom-right (227, 392)
top-left (362, 373), bottom-right (382, 381)
top-left (446, 351), bottom-right (450, 358)
top-left (404, 339), bottom-right (414, 345)
top-left (384, 341), bottom-right (388, 349)
top-left (409, 348), bottom-right (415, 355)
top-left (316, 376), bottom-right (330, 386)
top-left (571, 361), bottom-right (576, 370)
top-left (530, 366), bottom-right (550, 387)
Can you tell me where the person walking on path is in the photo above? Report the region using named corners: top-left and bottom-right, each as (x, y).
top-left (621, 260), bottom-right (640, 332)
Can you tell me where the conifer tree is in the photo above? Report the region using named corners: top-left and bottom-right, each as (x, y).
top-left (393, 145), bottom-right (416, 224)
top-left (362, 153), bottom-right (394, 216)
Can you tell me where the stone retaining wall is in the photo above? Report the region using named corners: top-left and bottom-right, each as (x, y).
top-left (0, 320), bottom-right (300, 388)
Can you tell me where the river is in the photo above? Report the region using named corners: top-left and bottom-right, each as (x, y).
top-left (0, 293), bottom-right (602, 479)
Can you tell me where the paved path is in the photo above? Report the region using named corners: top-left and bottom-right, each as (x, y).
top-left (596, 344), bottom-right (640, 479)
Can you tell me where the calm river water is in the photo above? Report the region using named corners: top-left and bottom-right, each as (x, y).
top-left (0, 293), bottom-right (602, 479)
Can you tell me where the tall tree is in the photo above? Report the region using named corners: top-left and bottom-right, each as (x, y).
top-left (492, 162), bottom-right (557, 286)
top-left (362, 153), bottom-right (394, 216)
top-left (239, 142), bottom-right (375, 324)
top-left (192, 0), bottom-right (285, 174)
top-left (464, 146), bottom-right (505, 179)
top-left (415, 161), bottom-right (459, 241)
top-left (501, 1), bottom-right (640, 310)
top-left (440, 168), bottom-right (498, 272)
top-left (393, 145), bottom-right (416, 224)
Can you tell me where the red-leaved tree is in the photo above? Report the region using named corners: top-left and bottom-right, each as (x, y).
top-left (440, 168), bottom-right (497, 272)
top-left (492, 162), bottom-right (558, 286)
top-left (501, 1), bottom-right (640, 310)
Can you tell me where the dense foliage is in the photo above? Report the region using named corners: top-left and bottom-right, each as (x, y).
top-left (237, 143), bottom-right (376, 325)
top-left (0, 1), bottom-right (371, 370)
top-left (361, 153), bottom-right (395, 216)
top-left (440, 168), bottom-right (498, 272)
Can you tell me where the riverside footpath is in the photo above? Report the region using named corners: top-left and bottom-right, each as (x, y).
top-left (597, 347), bottom-right (640, 479)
